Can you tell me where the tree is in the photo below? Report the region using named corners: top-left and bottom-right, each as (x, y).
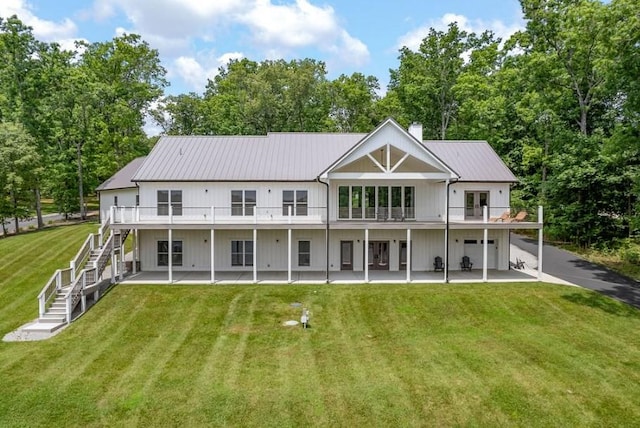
top-left (520, 0), bottom-right (613, 136)
top-left (0, 16), bottom-right (46, 228)
top-left (328, 73), bottom-right (381, 132)
top-left (0, 122), bottom-right (40, 234)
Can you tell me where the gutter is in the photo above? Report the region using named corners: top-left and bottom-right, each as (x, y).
top-left (445, 178), bottom-right (459, 283)
top-left (316, 176), bottom-right (330, 283)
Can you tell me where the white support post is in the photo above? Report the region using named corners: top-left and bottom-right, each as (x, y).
top-left (110, 249), bottom-right (115, 284)
top-left (111, 205), bottom-right (115, 224)
top-left (210, 229), bottom-right (215, 283)
top-left (169, 205), bottom-right (173, 225)
top-left (288, 228), bottom-right (292, 283)
top-left (66, 296), bottom-right (72, 325)
top-left (120, 206), bottom-right (124, 224)
top-left (168, 228), bottom-right (173, 283)
top-left (364, 228), bottom-right (369, 283)
top-left (133, 229), bottom-right (138, 274)
top-left (444, 179), bottom-right (449, 282)
top-left (70, 260), bottom-right (76, 282)
top-left (119, 240), bottom-right (125, 282)
top-left (136, 206), bottom-right (140, 222)
top-left (253, 228), bottom-right (258, 283)
top-left (406, 228), bottom-right (411, 283)
top-left (483, 205), bottom-right (488, 282)
top-left (538, 206), bottom-right (544, 281)
top-left (81, 274), bottom-right (87, 313)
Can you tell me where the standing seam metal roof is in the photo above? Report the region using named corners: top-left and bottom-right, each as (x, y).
top-left (96, 156), bottom-right (146, 191)
top-left (131, 133), bottom-right (516, 183)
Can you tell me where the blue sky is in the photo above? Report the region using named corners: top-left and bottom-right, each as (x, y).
top-left (1, 0), bottom-right (525, 96)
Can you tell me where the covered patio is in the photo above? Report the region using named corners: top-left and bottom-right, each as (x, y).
top-left (120, 268), bottom-right (538, 285)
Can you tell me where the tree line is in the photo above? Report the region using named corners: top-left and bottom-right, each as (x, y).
top-left (1, 0), bottom-right (638, 248)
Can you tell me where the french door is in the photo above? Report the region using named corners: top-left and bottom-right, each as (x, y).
top-left (465, 191), bottom-right (489, 220)
top-left (367, 241), bottom-right (389, 270)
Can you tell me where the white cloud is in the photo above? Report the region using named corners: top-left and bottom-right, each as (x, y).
top-left (397, 12), bottom-right (524, 51)
top-left (173, 51), bottom-right (244, 92)
top-left (89, 0), bottom-right (368, 66)
top-left (0, 0), bottom-right (78, 41)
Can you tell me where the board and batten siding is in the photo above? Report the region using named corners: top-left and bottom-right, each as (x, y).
top-left (328, 180), bottom-right (446, 222)
top-left (138, 229), bottom-right (325, 272)
top-left (99, 188), bottom-right (137, 223)
top-left (137, 181), bottom-right (326, 214)
top-left (448, 182), bottom-right (511, 221)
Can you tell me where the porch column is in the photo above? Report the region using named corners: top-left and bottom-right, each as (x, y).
top-left (483, 205), bottom-right (488, 282)
top-left (168, 228), bottom-right (173, 283)
top-left (287, 229), bottom-right (292, 283)
top-left (406, 228), bottom-right (411, 283)
top-left (119, 236), bottom-right (124, 282)
top-left (444, 179), bottom-right (449, 282)
top-left (110, 230), bottom-right (115, 284)
top-left (288, 206), bottom-right (292, 283)
top-left (210, 228), bottom-right (215, 283)
top-left (538, 205), bottom-right (544, 280)
top-left (253, 228), bottom-right (257, 283)
top-left (364, 228), bottom-right (369, 283)
top-left (132, 229), bottom-right (138, 274)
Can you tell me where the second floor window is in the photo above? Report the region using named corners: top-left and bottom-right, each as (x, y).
top-left (282, 190), bottom-right (308, 216)
top-left (157, 190), bottom-right (182, 216)
top-left (338, 185), bottom-right (415, 220)
top-left (231, 190), bottom-right (256, 216)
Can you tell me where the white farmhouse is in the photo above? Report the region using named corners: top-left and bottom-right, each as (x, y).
top-left (106, 118), bottom-right (543, 283)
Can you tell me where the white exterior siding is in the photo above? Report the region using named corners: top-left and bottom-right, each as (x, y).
top-left (100, 188), bottom-right (137, 222)
top-left (139, 229), bottom-right (326, 272)
top-left (449, 182), bottom-right (511, 221)
top-left (137, 181), bottom-right (326, 219)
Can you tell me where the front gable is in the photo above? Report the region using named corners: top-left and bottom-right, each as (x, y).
top-left (320, 118), bottom-right (458, 180)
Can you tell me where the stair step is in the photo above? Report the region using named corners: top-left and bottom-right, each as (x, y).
top-left (39, 314), bottom-right (66, 324)
top-left (47, 308), bottom-right (67, 315)
top-left (49, 303), bottom-right (66, 310)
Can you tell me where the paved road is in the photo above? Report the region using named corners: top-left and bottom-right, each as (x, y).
top-left (0, 213), bottom-right (67, 236)
top-left (512, 233), bottom-right (640, 309)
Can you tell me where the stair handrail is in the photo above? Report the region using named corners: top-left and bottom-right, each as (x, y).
top-left (98, 213), bottom-right (110, 248)
top-left (63, 233), bottom-right (114, 323)
top-left (37, 267), bottom-right (72, 317)
top-left (69, 233), bottom-right (94, 281)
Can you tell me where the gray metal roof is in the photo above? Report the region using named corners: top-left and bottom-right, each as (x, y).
top-left (130, 130), bottom-right (516, 183)
top-left (132, 134), bottom-right (365, 181)
top-left (425, 141), bottom-right (517, 182)
top-left (96, 156), bottom-right (146, 191)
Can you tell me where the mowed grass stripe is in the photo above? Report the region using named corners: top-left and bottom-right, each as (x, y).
top-left (2, 225), bottom-right (640, 426)
top-left (0, 223), bottom-right (97, 332)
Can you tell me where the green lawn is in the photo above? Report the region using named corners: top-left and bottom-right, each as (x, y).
top-left (1, 226), bottom-right (640, 427)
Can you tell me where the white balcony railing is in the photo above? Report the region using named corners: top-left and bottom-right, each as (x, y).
top-left (111, 206), bottom-right (326, 225)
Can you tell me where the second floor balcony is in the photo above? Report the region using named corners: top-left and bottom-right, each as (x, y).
top-left (109, 204), bottom-right (543, 230)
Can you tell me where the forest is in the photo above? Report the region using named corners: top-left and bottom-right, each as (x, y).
top-left (0, 0), bottom-right (638, 258)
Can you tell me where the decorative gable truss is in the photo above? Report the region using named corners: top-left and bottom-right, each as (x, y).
top-left (320, 118), bottom-right (458, 181)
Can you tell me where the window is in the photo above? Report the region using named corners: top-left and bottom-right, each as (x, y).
top-left (157, 240), bottom-right (183, 266)
top-left (337, 186), bottom-right (415, 220)
top-left (135, 194), bottom-right (139, 206)
top-left (231, 190), bottom-right (256, 216)
top-left (157, 190), bottom-right (182, 216)
top-left (339, 186), bottom-right (349, 219)
top-left (298, 240), bottom-right (310, 266)
top-left (283, 190), bottom-right (308, 216)
top-left (231, 240), bottom-right (253, 266)
top-left (114, 196), bottom-right (118, 206)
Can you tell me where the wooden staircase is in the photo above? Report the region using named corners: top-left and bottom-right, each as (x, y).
top-left (27, 217), bottom-right (130, 333)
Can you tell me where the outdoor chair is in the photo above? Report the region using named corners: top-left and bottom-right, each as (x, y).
top-left (460, 256), bottom-right (473, 271)
top-left (507, 211), bottom-right (528, 222)
top-left (490, 211), bottom-right (510, 222)
top-left (433, 256), bottom-right (444, 272)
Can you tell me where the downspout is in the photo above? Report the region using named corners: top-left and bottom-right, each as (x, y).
top-left (445, 178), bottom-right (458, 283)
top-left (317, 177), bottom-right (330, 283)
